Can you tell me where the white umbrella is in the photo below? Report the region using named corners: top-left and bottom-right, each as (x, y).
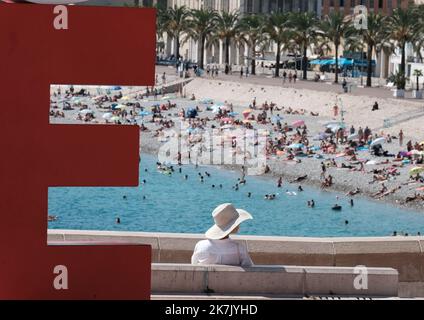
top-left (115, 105), bottom-right (126, 110)
top-left (370, 137), bottom-right (385, 146)
top-left (79, 109), bottom-right (93, 115)
top-left (221, 124), bottom-right (233, 130)
top-left (348, 133), bottom-right (359, 140)
top-left (102, 113), bottom-right (113, 119)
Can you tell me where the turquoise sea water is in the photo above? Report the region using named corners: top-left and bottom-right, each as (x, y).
top-left (48, 153), bottom-right (424, 237)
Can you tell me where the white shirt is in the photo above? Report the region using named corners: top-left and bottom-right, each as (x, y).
top-left (191, 238), bottom-right (253, 267)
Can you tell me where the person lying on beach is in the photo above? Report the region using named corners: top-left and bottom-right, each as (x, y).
top-left (372, 183), bottom-right (388, 198)
top-left (191, 203), bottom-right (253, 267)
top-left (346, 188), bottom-right (361, 196)
top-left (290, 175), bottom-right (307, 183)
top-left (376, 186), bottom-right (401, 199)
top-left (405, 193), bottom-right (424, 203)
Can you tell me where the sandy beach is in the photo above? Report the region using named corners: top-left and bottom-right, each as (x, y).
top-left (49, 70), bottom-right (424, 211)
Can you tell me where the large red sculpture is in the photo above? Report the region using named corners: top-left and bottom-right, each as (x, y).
top-left (0, 4), bottom-right (155, 299)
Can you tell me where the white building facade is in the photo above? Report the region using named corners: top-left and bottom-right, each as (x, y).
top-left (160, 0), bottom-right (322, 67)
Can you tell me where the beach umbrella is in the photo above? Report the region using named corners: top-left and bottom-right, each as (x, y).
top-left (313, 133), bottom-right (330, 141)
top-left (348, 133), bottom-right (359, 140)
top-left (111, 86), bottom-right (122, 90)
top-left (242, 109), bottom-right (252, 119)
top-left (201, 98), bottom-right (213, 104)
top-left (292, 120), bottom-right (305, 128)
top-left (271, 115), bottom-right (283, 123)
top-left (79, 109), bottom-right (93, 114)
top-left (410, 150), bottom-right (421, 155)
top-left (114, 104), bottom-right (126, 110)
top-left (370, 137), bottom-right (385, 146)
top-left (326, 122), bottom-right (345, 129)
top-left (211, 105), bottom-right (225, 113)
top-left (409, 167), bottom-right (424, 176)
top-left (139, 111), bottom-right (151, 117)
top-left (287, 143), bottom-right (304, 149)
top-left (420, 141), bottom-right (424, 146)
top-left (416, 186), bottom-right (424, 191)
top-left (324, 121), bottom-right (343, 127)
top-left (228, 112), bottom-right (238, 117)
top-left (161, 96), bottom-right (171, 100)
top-left (221, 124), bottom-right (233, 130)
top-left (221, 117), bottom-right (233, 123)
top-left (102, 112), bottom-right (113, 119)
top-left (121, 96), bottom-right (130, 100)
top-left (366, 160), bottom-right (377, 165)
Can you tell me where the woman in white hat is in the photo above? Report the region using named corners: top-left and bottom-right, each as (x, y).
top-left (191, 203), bottom-right (253, 267)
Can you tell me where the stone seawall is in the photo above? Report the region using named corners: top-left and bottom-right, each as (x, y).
top-left (48, 229), bottom-right (424, 298)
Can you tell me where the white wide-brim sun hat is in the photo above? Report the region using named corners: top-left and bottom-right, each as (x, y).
top-left (205, 203), bottom-right (253, 240)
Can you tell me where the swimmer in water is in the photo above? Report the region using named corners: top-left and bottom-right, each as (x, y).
top-left (144, 169), bottom-right (148, 172)
top-left (142, 196), bottom-right (146, 200)
top-left (212, 184), bottom-right (215, 188)
top-left (298, 185), bottom-right (303, 192)
top-left (247, 192), bottom-right (252, 198)
top-left (142, 179), bottom-right (146, 184)
top-left (116, 217), bottom-right (121, 224)
top-left (184, 175), bottom-right (188, 180)
top-left (179, 168), bottom-right (182, 173)
top-left (350, 199), bottom-right (354, 206)
top-left (123, 195), bottom-right (127, 200)
top-left (345, 220), bottom-right (349, 225)
top-left (219, 184), bottom-right (223, 188)
top-left (277, 177), bottom-right (282, 188)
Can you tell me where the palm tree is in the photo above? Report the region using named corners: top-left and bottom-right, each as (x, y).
top-left (187, 8), bottom-right (218, 69)
top-left (289, 11), bottom-right (319, 80)
top-left (413, 69), bottom-right (423, 91)
top-left (320, 11), bottom-right (352, 83)
top-left (386, 7), bottom-right (421, 89)
top-left (265, 12), bottom-right (292, 77)
top-left (412, 4), bottom-right (424, 63)
top-left (239, 14), bottom-right (266, 75)
top-left (162, 5), bottom-right (191, 61)
top-left (212, 11), bottom-right (240, 66)
top-left (343, 32), bottom-right (365, 81)
top-left (349, 13), bottom-right (388, 87)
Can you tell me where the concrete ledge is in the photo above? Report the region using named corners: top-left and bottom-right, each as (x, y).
top-left (151, 263), bottom-right (398, 297)
top-left (48, 230), bottom-right (424, 297)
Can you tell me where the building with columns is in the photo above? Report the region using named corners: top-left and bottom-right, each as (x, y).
top-left (160, 0), bottom-right (325, 67)
top-left (84, 0), bottom-right (423, 81)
